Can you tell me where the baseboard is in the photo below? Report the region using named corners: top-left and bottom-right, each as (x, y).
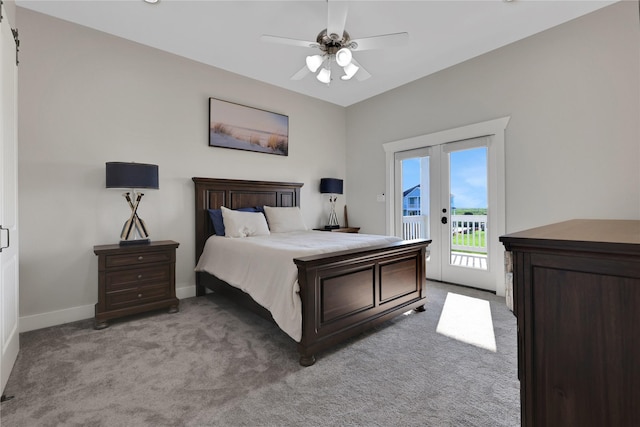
top-left (19, 284), bottom-right (197, 333)
top-left (176, 284), bottom-right (196, 300)
top-left (20, 304), bottom-right (95, 333)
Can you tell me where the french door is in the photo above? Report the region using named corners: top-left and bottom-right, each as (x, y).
top-left (394, 137), bottom-right (499, 292)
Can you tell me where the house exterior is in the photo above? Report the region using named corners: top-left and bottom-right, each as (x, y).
top-left (403, 185), bottom-right (421, 216)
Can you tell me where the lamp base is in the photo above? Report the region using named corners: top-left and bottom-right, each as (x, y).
top-left (324, 225), bottom-right (340, 230)
top-left (119, 238), bottom-right (150, 246)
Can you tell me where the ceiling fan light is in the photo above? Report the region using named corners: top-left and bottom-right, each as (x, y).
top-left (335, 48), bottom-right (352, 67)
top-left (317, 68), bottom-right (331, 84)
top-left (306, 55), bottom-right (324, 73)
top-left (341, 62), bottom-right (359, 80)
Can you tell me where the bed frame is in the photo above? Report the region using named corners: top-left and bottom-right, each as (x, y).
top-left (193, 177), bottom-right (431, 366)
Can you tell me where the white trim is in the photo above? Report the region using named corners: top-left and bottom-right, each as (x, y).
top-left (383, 117), bottom-right (511, 153)
top-left (176, 284), bottom-right (197, 299)
top-left (20, 304), bottom-right (94, 332)
top-left (383, 116), bottom-right (510, 296)
top-left (20, 283), bottom-right (197, 332)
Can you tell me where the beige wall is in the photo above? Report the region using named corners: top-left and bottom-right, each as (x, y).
top-left (17, 8), bottom-right (346, 326)
top-left (16, 2), bottom-right (640, 328)
top-left (3, 1), bottom-right (16, 24)
top-left (346, 1), bottom-right (640, 235)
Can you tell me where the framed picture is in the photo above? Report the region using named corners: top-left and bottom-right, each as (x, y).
top-left (209, 98), bottom-right (289, 156)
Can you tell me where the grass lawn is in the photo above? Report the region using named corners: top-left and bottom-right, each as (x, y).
top-left (452, 230), bottom-right (486, 251)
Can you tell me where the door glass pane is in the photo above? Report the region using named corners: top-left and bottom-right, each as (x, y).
top-left (401, 157), bottom-right (430, 250)
top-left (449, 147), bottom-right (487, 270)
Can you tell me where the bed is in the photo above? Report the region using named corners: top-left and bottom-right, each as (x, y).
top-left (193, 177), bottom-right (431, 366)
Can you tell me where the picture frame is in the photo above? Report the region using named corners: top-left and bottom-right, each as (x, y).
top-left (208, 98), bottom-right (289, 156)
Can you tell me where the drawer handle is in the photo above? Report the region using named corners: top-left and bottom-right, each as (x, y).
top-left (137, 274), bottom-right (143, 280)
top-left (137, 256), bottom-right (144, 261)
top-left (138, 293), bottom-right (142, 298)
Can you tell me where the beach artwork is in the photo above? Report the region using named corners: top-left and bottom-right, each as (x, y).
top-left (209, 98), bottom-right (289, 156)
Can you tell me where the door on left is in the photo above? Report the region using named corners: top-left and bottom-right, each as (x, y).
top-left (1, 3), bottom-right (20, 395)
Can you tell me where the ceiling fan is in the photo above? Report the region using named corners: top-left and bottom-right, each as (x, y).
top-left (261, 1), bottom-right (408, 84)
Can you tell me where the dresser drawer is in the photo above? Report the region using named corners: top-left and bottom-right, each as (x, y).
top-left (104, 250), bottom-right (172, 268)
top-left (105, 264), bottom-right (171, 292)
top-left (106, 284), bottom-right (169, 310)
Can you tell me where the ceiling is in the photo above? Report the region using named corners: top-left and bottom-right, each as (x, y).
top-left (16, 0), bottom-right (617, 107)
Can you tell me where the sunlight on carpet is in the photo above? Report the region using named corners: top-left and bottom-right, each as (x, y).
top-left (435, 292), bottom-right (497, 352)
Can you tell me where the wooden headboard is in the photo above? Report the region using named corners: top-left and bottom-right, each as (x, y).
top-left (192, 177), bottom-right (303, 261)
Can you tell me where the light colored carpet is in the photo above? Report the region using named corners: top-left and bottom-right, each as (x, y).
top-left (0, 281), bottom-right (520, 426)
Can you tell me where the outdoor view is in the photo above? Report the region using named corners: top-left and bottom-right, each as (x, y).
top-left (402, 147), bottom-right (488, 269)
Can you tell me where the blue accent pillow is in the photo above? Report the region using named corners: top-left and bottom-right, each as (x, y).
top-left (208, 207), bottom-right (259, 236)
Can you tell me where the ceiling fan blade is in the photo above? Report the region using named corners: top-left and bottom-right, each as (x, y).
top-left (261, 35), bottom-right (318, 49)
top-left (350, 32), bottom-right (409, 51)
top-left (291, 64), bottom-right (311, 80)
top-left (327, 0), bottom-right (348, 39)
top-left (351, 58), bottom-right (371, 81)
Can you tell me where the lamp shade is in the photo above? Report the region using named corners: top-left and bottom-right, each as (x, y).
top-left (335, 48), bottom-right (352, 67)
top-left (320, 178), bottom-right (343, 194)
top-left (106, 162), bottom-right (159, 189)
top-left (341, 62), bottom-right (359, 80)
top-left (316, 67), bottom-right (331, 84)
top-left (306, 55), bottom-right (324, 73)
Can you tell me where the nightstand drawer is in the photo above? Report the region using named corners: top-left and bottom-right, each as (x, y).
top-left (105, 250), bottom-right (172, 268)
top-left (105, 265), bottom-right (171, 291)
top-left (106, 284), bottom-right (169, 310)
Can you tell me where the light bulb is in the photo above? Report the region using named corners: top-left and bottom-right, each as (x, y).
top-left (335, 48), bottom-right (352, 67)
top-left (317, 68), bottom-right (331, 84)
top-left (341, 62), bottom-right (359, 80)
top-left (306, 55), bottom-right (324, 73)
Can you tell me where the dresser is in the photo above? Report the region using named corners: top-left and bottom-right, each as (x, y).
top-left (500, 220), bottom-right (640, 427)
top-left (94, 240), bottom-right (179, 329)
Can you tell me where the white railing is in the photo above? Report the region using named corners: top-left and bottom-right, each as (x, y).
top-left (401, 214), bottom-right (487, 254)
top-left (451, 214), bottom-right (487, 253)
top-left (402, 215), bottom-right (427, 240)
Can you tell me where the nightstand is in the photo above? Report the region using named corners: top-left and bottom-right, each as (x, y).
top-left (313, 227), bottom-right (360, 233)
top-left (93, 240), bottom-right (179, 329)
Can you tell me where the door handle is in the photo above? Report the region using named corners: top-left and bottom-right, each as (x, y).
top-left (0, 225), bottom-right (9, 252)
top-left (441, 216), bottom-right (448, 225)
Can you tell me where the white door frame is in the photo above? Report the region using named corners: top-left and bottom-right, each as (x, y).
top-left (1, 5), bottom-right (20, 394)
top-left (383, 117), bottom-right (510, 296)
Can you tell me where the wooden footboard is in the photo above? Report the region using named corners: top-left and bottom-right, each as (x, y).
top-left (294, 239), bottom-right (429, 366)
top-left (192, 177), bottom-right (430, 366)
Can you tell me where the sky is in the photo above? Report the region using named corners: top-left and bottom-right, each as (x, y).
top-left (402, 147), bottom-right (487, 209)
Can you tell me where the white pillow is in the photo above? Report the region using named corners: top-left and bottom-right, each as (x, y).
top-left (263, 206), bottom-right (308, 233)
top-left (221, 206), bottom-right (270, 238)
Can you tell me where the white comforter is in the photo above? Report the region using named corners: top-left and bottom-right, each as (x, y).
top-left (194, 230), bottom-right (401, 341)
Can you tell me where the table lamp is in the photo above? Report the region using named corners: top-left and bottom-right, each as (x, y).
top-left (106, 162), bottom-right (158, 245)
top-left (320, 178), bottom-right (343, 229)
